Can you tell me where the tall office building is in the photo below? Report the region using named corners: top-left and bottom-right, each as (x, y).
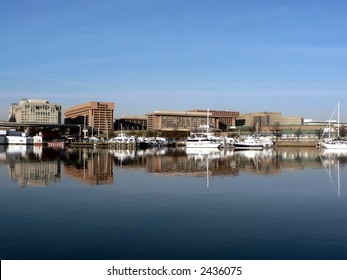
top-left (9, 98), bottom-right (62, 124)
top-left (64, 101), bottom-right (115, 132)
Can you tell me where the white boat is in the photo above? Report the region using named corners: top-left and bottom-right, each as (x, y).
top-left (6, 135), bottom-right (29, 145)
top-left (233, 136), bottom-right (264, 150)
top-left (320, 102), bottom-right (347, 150)
top-left (0, 130), bottom-right (42, 146)
top-left (110, 134), bottom-right (136, 144)
top-left (186, 133), bottom-right (220, 148)
top-left (320, 139), bottom-right (347, 149)
top-left (110, 124), bottom-right (136, 145)
top-left (186, 108), bottom-right (220, 149)
top-left (258, 136), bottom-right (275, 148)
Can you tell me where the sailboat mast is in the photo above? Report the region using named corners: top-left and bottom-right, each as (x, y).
top-left (207, 108), bottom-right (209, 134)
top-left (338, 158), bottom-right (341, 197)
top-left (337, 102), bottom-right (340, 138)
top-left (206, 155), bottom-right (209, 188)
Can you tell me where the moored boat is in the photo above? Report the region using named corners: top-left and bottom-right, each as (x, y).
top-left (319, 102), bottom-right (347, 150)
top-left (186, 133), bottom-right (220, 148)
top-left (233, 137), bottom-right (264, 150)
top-left (320, 139), bottom-right (347, 149)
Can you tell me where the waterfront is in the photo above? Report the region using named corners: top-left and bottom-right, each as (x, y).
top-left (0, 146), bottom-right (346, 260)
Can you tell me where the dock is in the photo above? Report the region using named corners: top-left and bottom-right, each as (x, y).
top-left (69, 142), bottom-right (136, 149)
top-left (275, 140), bottom-right (319, 147)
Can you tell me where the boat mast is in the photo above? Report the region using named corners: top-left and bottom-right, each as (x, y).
top-left (337, 102), bottom-right (340, 138)
top-left (207, 108), bottom-right (209, 134)
top-left (338, 157), bottom-right (341, 197)
top-left (206, 155), bottom-right (209, 188)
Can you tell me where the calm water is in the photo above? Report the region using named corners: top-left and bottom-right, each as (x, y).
top-left (0, 145), bottom-right (347, 260)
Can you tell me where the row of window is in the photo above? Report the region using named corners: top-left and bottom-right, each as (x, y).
top-left (161, 116), bottom-right (214, 129)
top-left (23, 105), bottom-right (61, 111)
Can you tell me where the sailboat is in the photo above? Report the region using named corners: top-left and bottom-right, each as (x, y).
top-left (320, 102), bottom-right (347, 149)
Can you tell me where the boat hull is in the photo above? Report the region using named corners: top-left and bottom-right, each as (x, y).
top-left (321, 142), bottom-right (347, 149)
top-left (233, 143), bottom-right (264, 150)
top-left (186, 142), bottom-right (220, 148)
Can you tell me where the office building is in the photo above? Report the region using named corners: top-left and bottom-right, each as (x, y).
top-left (115, 116), bottom-right (147, 131)
top-left (238, 112), bottom-right (303, 127)
top-left (9, 98), bottom-right (62, 124)
top-left (146, 109), bottom-right (239, 131)
top-left (64, 101), bottom-right (115, 132)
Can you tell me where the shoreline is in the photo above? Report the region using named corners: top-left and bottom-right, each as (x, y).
top-left (275, 139), bottom-right (319, 147)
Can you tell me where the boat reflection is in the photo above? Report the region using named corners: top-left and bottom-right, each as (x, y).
top-left (319, 149), bottom-right (347, 196)
top-left (0, 146), bottom-right (345, 190)
top-left (185, 148), bottom-right (221, 187)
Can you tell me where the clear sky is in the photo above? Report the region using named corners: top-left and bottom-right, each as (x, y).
top-left (1, 0), bottom-right (347, 121)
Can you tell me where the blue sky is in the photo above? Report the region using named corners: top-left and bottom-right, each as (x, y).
top-left (1, 0), bottom-right (347, 121)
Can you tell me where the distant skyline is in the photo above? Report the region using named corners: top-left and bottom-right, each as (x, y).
top-left (1, 0), bottom-right (347, 121)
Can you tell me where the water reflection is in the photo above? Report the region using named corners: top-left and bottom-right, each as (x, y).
top-left (0, 145), bottom-right (61, 187)
top-left (0, 146), bottom-right (346, 193)
top-left (319, 149), bottom-right (347, 197)
top-left (64, 149), bottom-right (114, 185)
top-left (1, 146), bottom-right (347, 260)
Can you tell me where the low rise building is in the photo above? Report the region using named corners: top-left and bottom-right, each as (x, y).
top-left (189, 109), bottom-right (239, 130)
top-left (237, 112), bottom-right (303, 127)
top-left (115, 116), bottom-right (147, 131)
top-left (146, 109), bottom-right (239, 132)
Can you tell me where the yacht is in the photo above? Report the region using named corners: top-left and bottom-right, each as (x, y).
top-left (186, 133), bottom-right (221, 148)
top-left (185, 108), bottom-right (221, 149)
top-left (233, 136), bottom-right (264, 150)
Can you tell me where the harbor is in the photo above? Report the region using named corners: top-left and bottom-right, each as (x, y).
top-left (0, 131), bottom-right (324, 149)
top-left (2, 1), bottom-right (347, 278)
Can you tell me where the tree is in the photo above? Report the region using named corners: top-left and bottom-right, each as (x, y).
top-left (294, 128), bottom-right (302, 140)
top-left (271, 122), bottom-right (282, 140)
top-left (340, 125), bottom-right (346, 138)
top-left (315, 128), bottom-right (324, 139)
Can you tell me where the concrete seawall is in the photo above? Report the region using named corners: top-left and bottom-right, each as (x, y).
top-left (275, 140), bottom-right (319, 147)
top-left (70, 142), bottom-right (136, 149)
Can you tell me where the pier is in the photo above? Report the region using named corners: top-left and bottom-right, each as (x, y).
top-left (275, 139), bottom-right (319, 147)
top-left (69, 142), bottom-right (136, 149)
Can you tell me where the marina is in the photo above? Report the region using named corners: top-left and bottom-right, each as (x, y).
top-left (2, 3), bottom-right (347, 277)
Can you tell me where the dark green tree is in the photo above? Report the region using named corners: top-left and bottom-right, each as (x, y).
top-left (294, 128), bottom-right (302, 140)
top-left (340, 125), bottom-right (346, 138)
top-left (271, 122), bottom-right (282, 140)
top-left (315, 128), bottom-right (324, 139)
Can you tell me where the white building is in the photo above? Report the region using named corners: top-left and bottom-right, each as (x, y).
top-left (9, 98), bottom-right (62, 124)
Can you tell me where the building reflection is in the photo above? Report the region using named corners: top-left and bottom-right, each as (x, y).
top-left (0, 146), bottom-right (61, 187)
top-left (1, 145), bottom-right (340, 187)
top-left (107, 147), bottom-right (324, 178)
top-left (64, 149), bottom-right (114, 185)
